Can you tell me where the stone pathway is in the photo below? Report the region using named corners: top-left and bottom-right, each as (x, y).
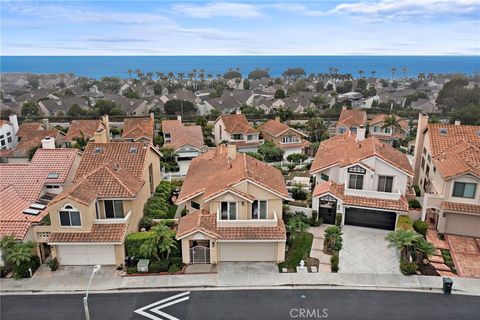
top-left (307, 225), bottom-right (331, 272)
top-left (447, 235), bottom-right (480, 278)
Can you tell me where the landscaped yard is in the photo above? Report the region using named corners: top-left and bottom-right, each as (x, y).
top-left (396, 215), bottom-right (413, 231)
top-left (144, 181), bottom-right (178, 219)
top-left (279, 232), bottom-right (314, 271)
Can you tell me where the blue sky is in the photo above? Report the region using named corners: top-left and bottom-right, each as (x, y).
top-left (1, 0), bottom-right (479, 55)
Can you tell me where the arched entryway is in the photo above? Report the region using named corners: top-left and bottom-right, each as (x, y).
top-left (318, 194), bottom-right (337, 225)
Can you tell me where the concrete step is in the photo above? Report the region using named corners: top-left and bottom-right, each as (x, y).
top-left (437, 270), bottom-right (458, 277)
top-left (429, 255), bottom-right (444, 263)
top-left (430, 262), bottom-right (452, 272)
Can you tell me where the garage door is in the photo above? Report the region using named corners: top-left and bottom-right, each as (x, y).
top-left (57, 245), bottom-right (116, 265)
top-left (218, 242), bottom-right (276, 261)
top-left (445, 213), bottom-right (480, 237)
top-left (345, 208), bottom-right (396, 230)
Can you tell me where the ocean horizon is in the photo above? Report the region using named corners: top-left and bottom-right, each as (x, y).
top-left (1, 55), bottom-right (479, 80)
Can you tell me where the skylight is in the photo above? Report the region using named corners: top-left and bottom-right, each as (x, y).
top-left (47, 172), bottom-right (60, 179)
top-left (94, 147), bottom-right (103, 154)
top-left (129, 146), bottom-right (138, 154)
top-left (439, 128), bottom-right (447, 135)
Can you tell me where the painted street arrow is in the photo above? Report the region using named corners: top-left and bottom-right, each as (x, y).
top-left (134, 291), bottom-right (190, 320)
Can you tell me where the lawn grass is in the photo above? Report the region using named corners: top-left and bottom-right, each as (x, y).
top-left (279, 232), bottom-right (314, 271)
top-left (396, 215), bottom-right (413, 231)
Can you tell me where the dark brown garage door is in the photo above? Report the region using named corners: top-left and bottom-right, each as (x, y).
top-left (345, 208), bottom-right (396, 230)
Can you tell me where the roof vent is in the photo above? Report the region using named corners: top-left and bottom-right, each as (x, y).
top-left (439, 128), bottom-right (447, 135)
top-left (94, 147), bottom-right (103, 154)
top-left (47, 172), bottom-right (60, 179)
top-left (129, 146), bottom-right (138, 154)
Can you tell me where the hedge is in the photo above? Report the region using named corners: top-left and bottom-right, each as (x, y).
top-left (144, 182), bottom-right (176, 219)
top-left (126, 231), bottom-right (154, 258)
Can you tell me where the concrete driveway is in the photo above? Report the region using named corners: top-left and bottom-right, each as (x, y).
top-left (217, 262), bottom-right (278, 274)
top-left (339, 226), bottom-right (401, 274)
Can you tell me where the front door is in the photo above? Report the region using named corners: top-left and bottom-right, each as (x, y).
top-left (190, 240), bottom-right (210, 264)
top-left (318, 195), bottom-right (337, 225)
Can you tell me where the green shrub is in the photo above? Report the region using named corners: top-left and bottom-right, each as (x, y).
top-left (291, 185), bottom-right (307, 201)
top-left (287, 164), bottom-right (296, 172)
top-left (397, 215), bottom-right (413, 230)
top-left (126, 232), bottom-right (154, 258)
top-left (258, 141), bottom-right (284, 162)
top-left (400, 261), bottom-right (417, 275)
top-left (180, 207), bottom-right (187, 217)
top-left (313, 217), bottom-right (323, 227)
top-left (168, 256), bottom-right (183, 267)
top-left (408, 199), bottom-right (422, 209)
top-left (157, 219), bottom-right (176, 229)
top-left (334, 237), bottom-right (343, 251)
top-left (245, 152), bottom-right (264, 161)
top-left (335, 213), bottom-right (342, 227)
top-left (287, 153), bottom-right (308, 164)
top-left (126, 266), bottom-right (137, 274)
top-left (441, 249), bottom-right (457, 273)
top-left (331, 253), bottom-right (339, 273)
top-left (413, 185), bottom-right (421, 196)
top-left (47, 258), bottom-right (59, 271)
top-left (14, 256), bottom-right (40, 279)
top-left (139, 216), bottom-right (153, 230)
top-left (310, 210), bottom-right (318, 226)
top-left (168, 264), bottom-right (181, 274)
top-left (413, 220), bottom-right (428, 236)
top-left (148, 261), bottom-right (162, 273)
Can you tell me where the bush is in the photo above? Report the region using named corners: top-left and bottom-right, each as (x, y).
top-left (14, 256), bottom-right (40, 279)
top-left (157, 219), bottom-right (176, 229)
top-left (245, 152), bottom-right (264, 161)
top-left (287, 153), bottom-right (308, 164)
top-left (313, 217), bottom-right (323, 227)
top-left (139, 216), bottom-right (153, 230)
top-left (400, 261), bottom-right (417, 275)
top-left (144, 182), bottom-right (176, 219)
top-left (291, 185), bottom-right (307, 201)
top-left (168, 256), bottom-right (183, 267)
top-left (397, 215), bottom-right (413, 231)
top-left (310, 210), bottom-right (318, 226)
top-left (126, 231), bottom-right (154, 258)
top-left (413, 220), bottom-right (428, 236)
top-left (331, 253), bottom-right (339, 273)
top-left (47, 258), bottom-right (59, 271)
top-left (408, 199), bottom-right (422, 209)
top-left (413, 185), bottom-right (421, 196)
top-left (441, 249), bottom-right (457, 273)
top-left (126, 266), bottom-right (137, 274)
top-left (335, 213), bottom-right (342, 227)
top-left (168, 264), bottom-right (181, 274)
top-left (287, 164), bottom-right (296, 172)
top-left (258, 141), bottom-right (284, 162)
top-left (148, 261), bottom-right (162, 273)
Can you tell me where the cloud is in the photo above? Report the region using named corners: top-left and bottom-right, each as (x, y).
top-left (173, 2), bottom-right (263, 18)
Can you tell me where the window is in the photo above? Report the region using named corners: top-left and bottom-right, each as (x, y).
top-left (232, 133), bottom-right (243, 140)
top-left (7, 137), bottom-right (12, 143)
top-left (0, 140), bottom-right (4, 147)
top-left (46, 185), bottom-right (60, 189)
top-left (373, 126), bottom-right (379, 132)
top-left (191, 201), bottom-right (200, 210)
top-left (47, 172), bottom-right (60, 179)
top-left (347, 165), bottom-right (366, 174)
top-left (220, 201), bottom-right (237, 220)
top-left (129, 146), bottom-right (138, 154)
top-left (6, 132), bottom-right (10, 136)
top-left (426, 165), bottom-right (430, 175)
top-left (0, 135), bottom-right (3, 139)
top-left (252, 200), bottom-right (267, 219)
top-left (59, 205), bottom-right (81, 227)
top-left (104, 200), bottom-right (124, 218)
top-left (320, 173), bottom-right (329, 181)
top-left (452, 182), bottom-right (477, 199)
top-left (148, 164), bottom-right (154, 194)
top-left (247, 135), bottom-right (255, 141)
top-left (377, 176), bottom-right (394, 193)
top-left (385, 127), bottom-right (391, 133)
top-left (348, 174), bottom-right (364, 190)
top-left (339, 127), bottom-right (346, 134)
top-left (421, 157), bottom-right (425, 169)
top-left (423, 147), bottom-right (427, 155)
top-left (282, 135), bottom-right (299, 144)
top-left (350, 127), bottom-right (357, 133)
top-left (164, 133), bottom-right (171, 141)
top-left (219, 125), bottom-right (222, 140)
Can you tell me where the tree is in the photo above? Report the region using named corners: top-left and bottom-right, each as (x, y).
top-left (358, 70), bottom-right (364, 78)
top-left (164, 99), bottom-right (196, 115)
top-left (336, 81), bottom-right (352, 94)
top-left (258, 141), bottom-right (284, 162)
top-left (6, 242), bottom-right (34, 267)
top-left (324, 226), bottom-right (343, 254)
top-left (356, 78), bottom-right (367, 92)
top-left (248, 69), bottom-right (270, 79)
top-left (274, 89), bottom-right (286, 99)
top-left (276, 107), bottom-right (293, 121)
top-left (94, 99), bottom-right (124, 116)
top-left (386, 230), bottom-right (420, 262)
top-left (413, 237), bottom-right (435, 267)
top-left (306, 117), bottom-right (328, 142)
top-left (243, 79), bottom-right (250, 90)
top-left (124, 89), bottom-right (140, 99)
top-left (401, 67), bottom-right (408, 79)
top-left (286, 214), bottom-right (309, 243)
top-left (436, 76), bottom-right (480, 113)
top-left (223, 71), bottom-right (242, 79)
top-left (73, 132), bottom-right (88, 151)
top-left (310, 95), bottom-right (326, 108)
top-left (0, 235), bottom-right (16, 258)
top-left (159, 147), bottom-right (179, 172)
top-left (287, 153), bottom-right (308, 164)
top-left (21, 101), bottom-right (39, 117)
top-left (382, 114), bottom-right (401, 133)
top-left (139, 223), bottom-right (177, 262)
top-left (245, 152), bottom-right (264, 161)
top-left (391, 67), bottom-right (397, 80)
top-left (283, 68), bottom-right (306, 79)
top-left (153, 83), bottom-right (163, 95)
top-left (316, 81), bottom-right (324, 92)
top-left (295, 80), bottom-right (306, 92)
top-left (27, 75), bottom-right (39, 88)
top-left (127, 69), bottom-right (132, 79)
top-left (67, 103), bottom-right (86, 117)
top-left (450, 104), bottom-right (480, 125)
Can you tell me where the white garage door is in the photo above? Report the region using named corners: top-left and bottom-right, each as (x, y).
top-left (445, 214), bottom-right (480, 237)
top-left (218, 242), bottom-right (276, 261)
top-left (57, 245), bottom-right (116, 265)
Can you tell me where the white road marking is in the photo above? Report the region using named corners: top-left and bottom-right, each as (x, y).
top-left (134, 291), bottom-right (190, 320)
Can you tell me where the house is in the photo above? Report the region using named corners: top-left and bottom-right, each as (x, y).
top-left (101, 94), bottom-right (149, 116)
top-left (413, 114), bottom-right (480, 237)
top-left (62, 115), bottom-right (110, 146)
top-left (0, 145), bottom-right (81, 262)
top-left (162, 116), bottom-right (208, 175)
top-left (310, 128), bottom-right (413, 230)
top-left (175, 144), bottom-right (289, 264)
top-left (258, 117), bottom-right (311, 159)
top-left (38, 97), bottom-right (89, 116)
top-left (354, 95), bottom-right (379, 109)
top-left (334, 107), bottom-right (367, 136)
top-left (122, 113), bottom-right (155, 143)
top-left (44, 142), bottom-right (162, 265)
top-left (411, 98), bottom-right (437, 113)
top-left (368, 114), bottom-right (409, 146)
top-left (214, 111), bottom-right (263, 153)
top-left (0, 115), bottom-right (19, 149)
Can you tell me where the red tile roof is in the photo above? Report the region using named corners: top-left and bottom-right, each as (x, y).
top-left (48, 223), bottom-right (127, 243)
top-left (427, 123), bottom-right (480, 157)
top-left (443, 201), bottom-right (480, 215)
top-left (258, 119), bottom-right (306, 138)
top-left (161, 120), bottom-right (205, 150)
top-left (310, 134), bottom-right (413, 176)
top-left (434, 140), bottom-right (480, 179)
top-left (176, 209), bottom-right (286, 240)
top-left (63, 120), bottom-right (102, 143)
top-left (336, 108), bottom-right (367, 128)
top-left (0, 220), bottom-right (32, 240)
top-left (369, 114), bottom-right (409, 132)
top-left (217, 114), bottom-right (258, 134)
top-left (122, 117), bottom-right (155, 142)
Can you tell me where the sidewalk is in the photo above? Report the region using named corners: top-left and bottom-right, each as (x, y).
top-left (2, 271), bottom-right (479, 296)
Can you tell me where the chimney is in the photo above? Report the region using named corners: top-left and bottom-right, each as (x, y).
top-left (275, 116), bottom-right (281, 122)
top-left (93, 129), bottom-right (108, 143)
top-left (454, 119), bottom-right (461, 126)
top-left (8, 115), bottom-right (19, 133)
top-left (42, 118), bottom-right (49, 130)
top-left (177, 115), bottom-right (182, 122)
top-left (356, 125), bottom-right (366, 142)
top-left (412, 113), bottom-right (429, 186)
top-left (342, 106), bottom-right (347, 110)
top-left (150, 112), bottom-right (155, 120)
top-left (101, 114), bottom-right (110, 141)
top-left (41, 136), bottom-right (55, 149)
top-left (236, 109), bottom-right (242, 115)
top-left (227, 144), bottom-right (237, 160)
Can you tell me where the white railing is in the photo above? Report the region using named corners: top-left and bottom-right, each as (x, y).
top-left (344, 182), bottom-right (401, 200)
top-left (94, 211), bottom-right (132, 224)
top-left (216, 209), bottom-right (278, 227)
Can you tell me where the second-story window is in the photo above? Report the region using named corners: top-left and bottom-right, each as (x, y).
top-left (191, 201), bottom-right (201, 210)
top-left (339, 127), bottom-right (346, 134)
top-left (282, 135), bottom-right (299, 143)
top-left (220, 201), bottom-right (237, 220)
top-left (232, 133), bottom-right (243, 140)
top-left (104, 200), bottom-right (124, 218)
top-left (59, 205), bottom-right (81, 227)
top-left (452, 182), bottom-right (477, 199)
top-left (349, 174), bottom-right (364, 190)
top-left (247, 134), bottom-right (256, 141)
top-left (377, 176), bottom-right (394, 193)
top-left (252, 200), bottom-right (267, 219)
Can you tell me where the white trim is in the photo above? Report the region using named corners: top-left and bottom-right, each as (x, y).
top-left (204, 189), bottom-right (254, 203)
top-left (310, 162), bottom-right (339, 175)
top-left (176, 191), bottom-right (205, 205)
top-left (176, 229), bottom-right (216, 240)
top-left (48, 242), bottom-right (122, 245)
top-left (217, 240), bottom-right (283, 243)
top-left (232, 179), bottom-right (291, 201)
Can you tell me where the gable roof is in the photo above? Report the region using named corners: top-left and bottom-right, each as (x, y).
top-left (258, 119), bottom-right (306, 137)
top-left (310, 133), bottom-right (413, 176)
top-left (368, 114), bottom-right (409, 132)
top-left (426, 123), bottom-right (480, 157)
top-left (336, 108), bottom-right (367, 128)
top-left (122, 117), bottom-right (155, 142)
top-left (161, 120), bottom-right (205, 150)
top-left (49, 223), bottom-right (127, 243)
top-left (177, 145), bottom-right (288, 204)
top-left (216, 114), bottom-right (258, 134)
top-left (63, 120), bottom-right (102, 143)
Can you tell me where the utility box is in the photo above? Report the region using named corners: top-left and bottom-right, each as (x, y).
top-left (137, 259), bottom-right (150, 273)
top-left (443, 277), bottom-right (453, 294)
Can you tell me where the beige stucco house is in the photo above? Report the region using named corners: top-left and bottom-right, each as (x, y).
top-left (214, 111), bottom-right (264, 153)
top-left (44, 142), bottom-right (162, 265)
top-left (334, 107), bottom-right (367, 136)
top-left (175, 144), bottom-right (290, 264)
top-left (413, 114), bottom-right (480, 237)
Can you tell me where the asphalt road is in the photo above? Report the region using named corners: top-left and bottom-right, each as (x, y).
top-left (1, 289), bottom-right (479, 320)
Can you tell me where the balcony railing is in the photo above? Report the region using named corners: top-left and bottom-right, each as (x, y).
top-left (94, 211), bottom-right (132, 224)
top-left (344, 182), bottom-right (401, 200)
top-left (216, 209), bottom-right (278, 227)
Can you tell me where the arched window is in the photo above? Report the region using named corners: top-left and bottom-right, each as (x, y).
top-left (59, 203), bottom-right (81, 227)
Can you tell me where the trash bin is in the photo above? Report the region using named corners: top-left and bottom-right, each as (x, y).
top-left (443, 277), bottom-right (453, 294)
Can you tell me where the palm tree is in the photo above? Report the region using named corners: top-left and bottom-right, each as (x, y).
top-left (127, 69), bottom-right (132, 79)
top-left (324, 226), bottom-right (343, 253)
top-left (0, 235), bottom-right (16, 261)
top-left (401, 67), bottom-right (407, 79)
top-left (413, 237), bottom-right (435, 267)
top-left (6, 242), bottom-right (34, 266)
top-left (391, 68), bottom-right (396, 80)
top-left (427, 72), bottom-right (435, 80)
top-left (139, 223), bottom-right (176, 261)
top-left (135, 69), bottom-right (141, 79)
top-left (73, 132), bottom-right (88, 151)
top-left (158, 235), bottom-right (177, 260)
top-left (178, 73), bottom-right (184, 81)
top-left (358, 70), bottom-right (364, 78)
top-left (382, 114), bottom-right (401, 134)
top-left (167, 72), bottom-right (174, 83)
top-left (216, 73), bottom-right (222, 80)
top-left (371, 70), bottom-right (376, 78)
top-left (146, 72), bottom-right (153, 81)
top-left (386, 230), bottom-right (420, 262)
top-left (417, 73), bottom-right (425, 81)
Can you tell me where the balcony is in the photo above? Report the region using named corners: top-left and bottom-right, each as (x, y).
top-left (344, 182), bottom-right (401, 200)
top-left (93, 210), bottom-right (132, 224)
top-left (216, 209), bottom-right (278, 227)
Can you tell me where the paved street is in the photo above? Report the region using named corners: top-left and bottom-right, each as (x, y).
top-left (339, 226), bottom-right (401, 274)
top-left (2, 289), bottom-right (479, 320)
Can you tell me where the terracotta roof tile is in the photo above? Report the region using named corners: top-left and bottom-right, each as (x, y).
top-left (434, 140), bottom-right (480, 179)
top-left (122, 117), bottom-right (155, 142)
top-left (0, 220), bottom-right (32, 240)
top-left (336, 108), bottom-right (367, 128)
top-left (442, 201), bottom-right (480, 215)
top-left (258, 119), bottom-right (305, 137)
top-left (427, 123), bottom-right (480, 157)
top-left (217, 114), bottom-right (258, 134)
top-left (162, 120), bottom-right (205, 150)
top-left (48, 223), bottom-right (127, 243)
top-left (63, 120), bottom-right (102, 143)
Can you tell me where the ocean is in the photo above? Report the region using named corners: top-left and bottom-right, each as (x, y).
top-left (1, 56), bottom-right (479, 80)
